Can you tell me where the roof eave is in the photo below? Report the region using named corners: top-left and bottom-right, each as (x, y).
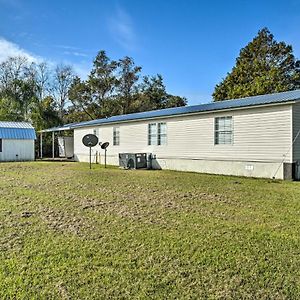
top-left (70, 100), bottom-right (296, 130)
top-left (39, 126), bottom-right (72, 133)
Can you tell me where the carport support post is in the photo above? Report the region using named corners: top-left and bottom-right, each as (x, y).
top-left (40, 132), bottom-right (43, 159)
top-left (52, 131), bottom-right (55, 160)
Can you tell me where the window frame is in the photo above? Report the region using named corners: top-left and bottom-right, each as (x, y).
top-left (0, 139), bottom-right (2, 152)
top-left (93, 128), bottom-right (97, 136)
top-left (214, 116), bottom-right (233, 145)
top-left (148, 123), bottom-right (157, 146)
top-left (148, 122), bottom-right (167, 146)
top-left (113, 127), bottom-right (120, 146)
top-left (157, 122), bottom-right (167, 146)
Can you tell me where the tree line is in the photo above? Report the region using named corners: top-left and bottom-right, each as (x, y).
top-left (0, 51), bottom-right (186, 131)
top-left (1, 27), bottom-right (299, 133)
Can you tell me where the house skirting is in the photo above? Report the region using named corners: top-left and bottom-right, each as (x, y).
top-left (74, 153), bottom-right (293, 180)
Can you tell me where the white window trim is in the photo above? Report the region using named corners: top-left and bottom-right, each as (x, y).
top-left (148, 122), bottom-right (167, 146)
top-left (113, 127), bottom-right (120, 146)
top-left (214, 116), bottom-right (234, 145)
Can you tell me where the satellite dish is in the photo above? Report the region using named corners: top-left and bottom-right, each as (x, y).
top-left (82, 134), bottom-right (98, 147)
top-left (101, 142), bottom-right (109, 149)
top-left (82, 134), bottom-right (99, 170)
top-left (100, 142), bottom-right (109, 168)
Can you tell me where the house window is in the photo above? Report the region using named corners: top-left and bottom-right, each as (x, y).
top-left (158, 123), bottom-right (167, 145)
top-left (148, 123), bottom-right (157, 145)
top-left (93, 128), bottom-right (100, 140)
top-left (215, 116), bottom-right (233, 145)
top-left (113, 127), bottom-right (120, 145)
top-left (148, 122), bottom-right (167, 145)
top-left (0, 139), bottom-right (2, 152)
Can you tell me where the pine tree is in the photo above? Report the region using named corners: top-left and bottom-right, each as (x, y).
top-left (213, 28), bottom-right (300, 101)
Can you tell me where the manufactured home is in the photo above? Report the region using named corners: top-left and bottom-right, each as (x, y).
top-left (0, 122), bottom-right (36, 162)
top-left (41, 90), bottom-right (300, 180)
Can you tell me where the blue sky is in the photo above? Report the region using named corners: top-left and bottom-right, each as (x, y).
top-left (0, 0), bottom-right (300, 105)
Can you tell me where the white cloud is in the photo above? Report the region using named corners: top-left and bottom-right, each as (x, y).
top-left (0, 37), bottom-right (38, 63)
top-left (55, 45), bottom-right (81, 51)
top-left (108, 6), bottom-right (137, 51)
top-left (63, 51), bottom-right (88, 58)
top-left (72, 62), bottom-right (91, 79)
top-left (0, 37), bottom-right (91, 79)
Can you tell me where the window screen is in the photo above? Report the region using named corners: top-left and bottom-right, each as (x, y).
top-left (215, 116), bottom-right (233, 145)
top-left (158, 123), bottom-right (167, 145)
top-left (148, 123), bottom-right (157, 145)
top-left (113, 127), bottom-right (120, 145)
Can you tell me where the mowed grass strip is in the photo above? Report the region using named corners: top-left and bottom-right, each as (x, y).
top-left (0, 162), bottom-right (300, 299)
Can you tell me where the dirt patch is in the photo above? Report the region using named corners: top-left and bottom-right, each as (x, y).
top-left (38, 206), bottom-right (95, 236)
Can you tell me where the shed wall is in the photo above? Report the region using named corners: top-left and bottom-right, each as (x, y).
top-left (0, 139), bottom-right (35, 161)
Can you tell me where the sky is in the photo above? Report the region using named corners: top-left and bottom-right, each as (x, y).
top-left (0, 0), bottom-right (300, 105)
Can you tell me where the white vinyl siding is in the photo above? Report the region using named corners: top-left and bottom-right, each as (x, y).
top-left (113, 127), bottom-right (120, 146)
top-left (215, 116), bottom-right (233, 145)
top-left (73, 104), bottom-right (293, 164)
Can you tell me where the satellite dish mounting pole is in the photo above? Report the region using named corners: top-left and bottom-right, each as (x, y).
top-left (89, 146), bottom-right (92, 170)
top-left (100, 142), bottom-right (110, 169)
top-left (82, 134), bottom-right (99, 170)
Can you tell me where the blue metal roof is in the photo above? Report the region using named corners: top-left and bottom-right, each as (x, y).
top-left (42, 89), bottom-right (300, 132)
top-left (0, 122), bottom-right (36, 139)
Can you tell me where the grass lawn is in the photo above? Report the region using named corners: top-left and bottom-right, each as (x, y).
top-left (0, 162), bottom-right (300, 299)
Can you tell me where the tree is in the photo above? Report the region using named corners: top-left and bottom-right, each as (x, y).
top-left (69, 50), bottom-right (187, 120)
top-left (137, 74), bottom-right (187, 111)
top-left (213, 28), bottom-right (300, 101)
top-left (28, 61), bottom-right (51, 101)
top-left (53, 64), bottom-right (74, 122)
top-left (138, 74), bottom-right (167, 110)
top-left (30, 96), bottom-right (60, 131)
top-left (0, 56), bottom-right (37, 121)
top-left (116, 56), bottom-right (141, 114)
top-left (69, 51), bottom-right (118, 120)
top-left (164, 94), bottom-right (187, 108)
top-left (0, 56), bottom-right (65, 131)
top-left (68, 76), bottom-right (95, 119)
top-left (89, 50), bottom-right (118, 103)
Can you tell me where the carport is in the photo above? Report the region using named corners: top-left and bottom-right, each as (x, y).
top-left (39, 124), bottom-right (74, 160)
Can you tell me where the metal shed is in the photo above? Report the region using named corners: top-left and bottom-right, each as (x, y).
top-left (0, 121), bottom-right (36, 162)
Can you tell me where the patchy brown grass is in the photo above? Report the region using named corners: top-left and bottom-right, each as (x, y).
top-left (0, 162), bottom-right (300, 299)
